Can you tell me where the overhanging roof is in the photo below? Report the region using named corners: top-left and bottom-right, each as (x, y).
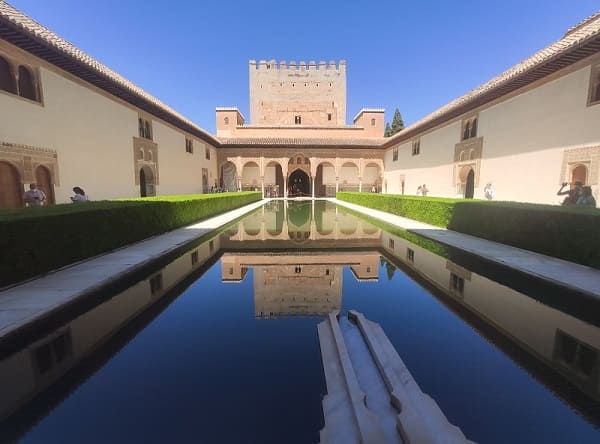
top-left (0, 2), bottom-right (220, 146)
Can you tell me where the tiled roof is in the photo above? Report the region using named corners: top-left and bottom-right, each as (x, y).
top-left (0, 1), bottom-right (220, 146)
top-left (383, 11), bottom-right (600, 148)
top-left (218, 137), bottom-right (385, 148)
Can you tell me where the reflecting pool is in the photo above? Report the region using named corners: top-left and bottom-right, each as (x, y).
top-left (1, 201), bottom-right (599, 443)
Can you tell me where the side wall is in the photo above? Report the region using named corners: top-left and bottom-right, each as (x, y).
top-left (0, 42), bottom-right (217, 204)
top-left (384, 56), bottom-right (600, 204)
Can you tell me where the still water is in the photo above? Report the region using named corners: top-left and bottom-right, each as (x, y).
top-left (0, 201), bottom-right (599, 443)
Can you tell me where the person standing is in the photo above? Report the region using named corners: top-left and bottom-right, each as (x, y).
top-left (557, 181), bottom-right (582, 205)
top-left (23, 183), bottom-right (46, 207)
top-left (484, 183), bottom-right (494, 200)
top-left (576, 186), bottom-right (596, 207)
top-left (421, 184), bottom-right (429, 196)
top-left (70, 186), bottom-right (89, 202)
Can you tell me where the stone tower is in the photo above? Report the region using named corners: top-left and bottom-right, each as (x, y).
top-left (248, 59), bottom-right (347, 126)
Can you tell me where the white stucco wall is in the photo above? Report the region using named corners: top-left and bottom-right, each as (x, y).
top-left (0, 63), bottom-right (217, 203)
top-left (384, 62), bottom-right (600, 204)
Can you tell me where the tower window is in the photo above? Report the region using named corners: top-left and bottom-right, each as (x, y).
top-left (327, 113), bottom-right (332, 121)
top-left (371, 118), bottom-right (376, 126)
top-left (295, 115), bottom-right (302, 124)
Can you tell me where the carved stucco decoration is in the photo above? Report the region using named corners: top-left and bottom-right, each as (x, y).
top-left (560, 144), bottom-right (600, 185)
top-left (0, 141), bottom-right (59, 185)
top-left (133, 137), bottom-right (159, 185)
top-left (453, 137), bottom-right (483, 187)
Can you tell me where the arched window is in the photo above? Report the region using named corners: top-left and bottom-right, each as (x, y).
top-left (0, 56), bottom-right (16, 94)
top-left (18, 65), bottom-right (36, 101)
top-left (370, 118), bottom-right (376, 126)
top-left (144, 121), bottom-right (152, 140)
top-left (224, 117), bottom-right (229, 125)
top-left (138, 118), bottom-right (144, 138)
top-left (469, 149), bottom-right (475, 160)
top-left (463, 121), bottom-right (471, 140)
top-left (460, 150), bottom-right (466, 161)
top-left (470, 118), bottom-right (478, 138)
top-left (138, 148), bottom-right (144, 160)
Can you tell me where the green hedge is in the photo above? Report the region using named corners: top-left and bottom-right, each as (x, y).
top-left (0, 192), bottom-right (261, 287)
top-left (337, 192), bottom-right (600, 269)
top-left (449, 201), bottom-right (600, 269)
top-left (336, 192), bottom-right (458, 227)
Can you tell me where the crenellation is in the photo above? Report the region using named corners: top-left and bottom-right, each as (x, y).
top-left (249, 58), bottom-right (347, 124)
top-left (250, 60), bottom-right (347, 71)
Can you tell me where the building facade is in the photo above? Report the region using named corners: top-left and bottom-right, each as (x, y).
top-left (0, 3), bottom-right (599, 208)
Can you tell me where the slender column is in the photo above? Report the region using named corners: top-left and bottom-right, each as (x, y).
top-left (359, 177), bottom-right (362, 193)
top-left (335, 177), bottom-right (339, 194)
top-left (237, 176), bottom-right (242, 192)
top-left (284, 175), bottom-right (288, 199)
top-left (312, 176), bottom-right (315, 199)
top-left (261, 176), bottom-right (265, 198)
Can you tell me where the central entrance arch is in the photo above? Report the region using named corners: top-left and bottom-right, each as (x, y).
top-left (288, 169), bottom-right (310, 197)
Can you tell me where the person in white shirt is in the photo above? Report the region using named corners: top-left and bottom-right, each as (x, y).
top-left (23, 183), bottom-right (46, 206)
top-left (70, 186), bottom-right (89, 202)
top-left (484, 183), bottom-right (494, 200)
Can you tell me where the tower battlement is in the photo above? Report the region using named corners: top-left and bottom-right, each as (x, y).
top-left (249, 58), bottom-right (347, 126)
top-left (249, 59), bottom-right (346, 72)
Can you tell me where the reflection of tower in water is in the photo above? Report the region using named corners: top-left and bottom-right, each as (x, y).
top-left (220, 252), bottom-right (380, 318)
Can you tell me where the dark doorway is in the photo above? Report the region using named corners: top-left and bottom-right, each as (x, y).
top-left (465, 169), bottom-right (475, 199)
top-left (0, 161), bottom-right (22, 208)
top-left (288, 169), bottom-right (310, 197)
top-left (140, 167), bottom-right (155, 197)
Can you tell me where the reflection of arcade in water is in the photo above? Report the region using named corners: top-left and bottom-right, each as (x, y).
top-left (222, 200), bottom-right (381, 249)
top-left (380, 229), bottom-right (600, 420)
top-left (221, 252), bottom-right (379, 318)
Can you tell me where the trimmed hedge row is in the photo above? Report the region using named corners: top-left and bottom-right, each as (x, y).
top-left (0, 192), bottom-right (261, 287)
top-left (337, 192), bottom-right (600, 269)
top-left (336, 192), bottom-right (458, 227)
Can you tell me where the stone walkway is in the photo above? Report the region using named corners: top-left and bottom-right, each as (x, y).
top-left (0, 200), bottom-right (266, 344)
top-left (331, 198), bottom-right (600, 299)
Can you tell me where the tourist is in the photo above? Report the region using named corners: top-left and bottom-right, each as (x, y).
top-left (557, 181), bottom-right (582, 205)
top-left (416, 186), bottom-right (422, 196)
top-left (70, 186), bottom-right (89, 202)
top-left (576, 186), bottom-right (596, 207)
top-left (421, 184), bottom-right (429, 196)
top-left (23, 183), bottom-right (46, 207)
top-left (484, 183), bottom-right (494, 200)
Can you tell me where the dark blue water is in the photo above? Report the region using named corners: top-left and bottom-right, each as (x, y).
top-left (2, 201), bottom-right (599, 443)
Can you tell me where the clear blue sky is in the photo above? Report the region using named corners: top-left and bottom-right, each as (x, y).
top-left (7, 0), bottom-right (600, 133)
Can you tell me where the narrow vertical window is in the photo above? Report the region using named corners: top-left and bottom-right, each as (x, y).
top-left (18, 65), bottom-right (37, 101)
top-left (0, 56), bottom-right (16, 94)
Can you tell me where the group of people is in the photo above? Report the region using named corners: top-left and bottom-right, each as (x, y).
top-left (416, 184), bottom-right (429, 196)
top-left (557, 181), bottom-right (596, 207)
top-left (23, 183), bottom-right (89, 207)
